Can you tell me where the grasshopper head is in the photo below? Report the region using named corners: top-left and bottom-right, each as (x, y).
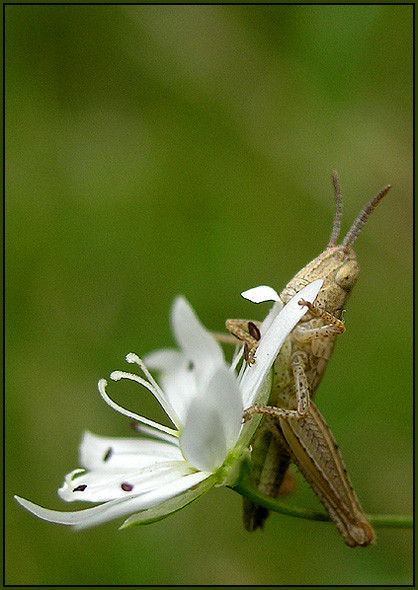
top-left (310, 246), bottom-right (360, 315)
top-left (281, 174), bottom-right (391, 314)
top-left (314, 172), bottom-right (391, 313)
top-left (324, 246), bottom-right (360, 291)
top-left (294, 245), bottom-right (359, 316)
top-left (334, 254), bottom-right (360, 290)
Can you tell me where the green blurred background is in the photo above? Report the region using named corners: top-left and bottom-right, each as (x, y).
top-left (6, 5), bottom-right (412, 585)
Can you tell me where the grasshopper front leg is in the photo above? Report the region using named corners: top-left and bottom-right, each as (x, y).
top-left (243, 351), bottom-right (311, 421)
top-left (243, 300), bottom-right (345, 422)
top-left (294, 298), bottom-right (346, 340)
top-left (225, 319), bottom-right (261, 364)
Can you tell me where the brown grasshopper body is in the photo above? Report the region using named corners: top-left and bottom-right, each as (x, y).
top-left (227, 173), bottom-right (391, 547)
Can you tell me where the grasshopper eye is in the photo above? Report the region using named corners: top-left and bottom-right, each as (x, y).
top-left (335, 261), bottom-right (359, 290)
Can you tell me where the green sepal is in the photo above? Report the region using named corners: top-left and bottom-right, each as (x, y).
top-left (119, 476), bottom-right (215, 529)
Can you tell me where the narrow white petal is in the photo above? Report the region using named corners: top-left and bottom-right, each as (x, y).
top-left (230, 343), bottom-right (244, 372)
top-left (171, 296), bottom-right (224, 370)
top-left (180, 367), bottom-right (244, 472)
top-left (14, 470), bottom-right (210, 529)
top-left (143, 349), bottom-right (184, 371)
top-left (146, 357), bottom-right (197, 425)
top-left (202, 367), bottom-right (243, 448)
top-left (79, 431), bottom-right (181, 471)
top-left (240, 279), bottom-right (323, 407)
top-left (75, 470), bottom-right (210, 530)
top-left (58, 461), bottom-right (191, 502)
top-left (14, 495), bottom-right (97, 526)
top-left (235, 369), bottom-right (273, 450)
top-left (260, 300), bottom-right (284, 333)
top-left (241, 285), bottom-right (281, 303)
top-left (181, 398), bottom-right (227, 472)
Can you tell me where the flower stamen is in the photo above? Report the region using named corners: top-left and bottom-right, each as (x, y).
top-left (126, 353), bottom-right (182, 426)
top-left (116, 354), bottom-right (182, 428)
top-left (98, 379), bottom-right (178, 438)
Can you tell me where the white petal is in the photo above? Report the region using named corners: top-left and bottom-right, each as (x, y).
top-left (79, 431), bottom-right (181, 471)
top-left (58, 461), bottom-right (191, 502)
top-left (260, 301), bottom-right (284, 333)
top-left (148, 298), bottom-right (230, 423)
top-left (144, 349), bottom-right (184, 371)
top-left (240, 279), bottom-right (323, 408)
top-left (180, 398), bottom-right (227, 472)
top-left (180, 366), bottom-right (244, 472)
top-left (235, 369), bottom-right (272, 450)
top-left (241, 285), bottom-right (281, 303)
top-left (14, 470), bottom-right (210, 529)
top-left (171, 296), bottom-right (224, 372)
top-left (78, 470), bottom-right (210, 529)
top-left (145, 351), bottom-right (197, 425)
top-left (204, 367), bottom-right (243, 447)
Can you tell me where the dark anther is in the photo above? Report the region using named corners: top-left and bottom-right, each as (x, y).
top-left (187, 360), bottom-right (194, 371)
top-left (248, 322), bottom-right (261, 341)
top-left (72, 484), bottom-right (87, 493)
top-left (103, 447), bottom-right (113, 462)
top-left (121, 482), bottom-right (134, 492)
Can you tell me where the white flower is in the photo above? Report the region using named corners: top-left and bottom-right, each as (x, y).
top-left (14, 280), bottom-right (322, 530)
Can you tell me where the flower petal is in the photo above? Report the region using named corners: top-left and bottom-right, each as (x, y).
top-left (58, 461), bottom-right (192, 502)
top-left (145, 349), bottom-right (197, 425)
top-left (180, 366), bottom-right (244, 471)
top-left (144, 349), bottom-right (184, 371)
top-left (241, 285), bottom-right (281, 303)
top-left (79, 431), bottom-right (182, 471)
top-left (171, 296), bottom-right (224, 377)
top-left (14, 470), bottom-right (210, 529)
top-left (260, 301), bottom-right (284, 333)
top-left (181, 398), bottom-right (227, 472)
top-left (240, 279), bottom-right (323, 408)
top-left (235, 368), bottom-right (273, 450)
top-left (204, 367), bottom-right (243, 447)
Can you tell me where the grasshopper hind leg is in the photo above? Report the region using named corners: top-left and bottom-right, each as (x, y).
top-left (243, 421), bottom-right (293, 531)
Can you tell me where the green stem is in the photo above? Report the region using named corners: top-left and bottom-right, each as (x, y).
top-left (230, 481), bottom-right (413, 529)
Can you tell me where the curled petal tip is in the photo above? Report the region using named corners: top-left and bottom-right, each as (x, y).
top-left (241, 285), bottom-right (281, 304)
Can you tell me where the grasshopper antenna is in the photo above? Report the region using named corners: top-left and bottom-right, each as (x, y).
top-left (327, 170), bottom-right (343, 248)
top-left (343, 183), bottom-right (392, 249)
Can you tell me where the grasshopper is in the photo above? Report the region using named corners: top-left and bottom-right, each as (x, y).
top-left (226, 172), bottom-right (391, 547)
